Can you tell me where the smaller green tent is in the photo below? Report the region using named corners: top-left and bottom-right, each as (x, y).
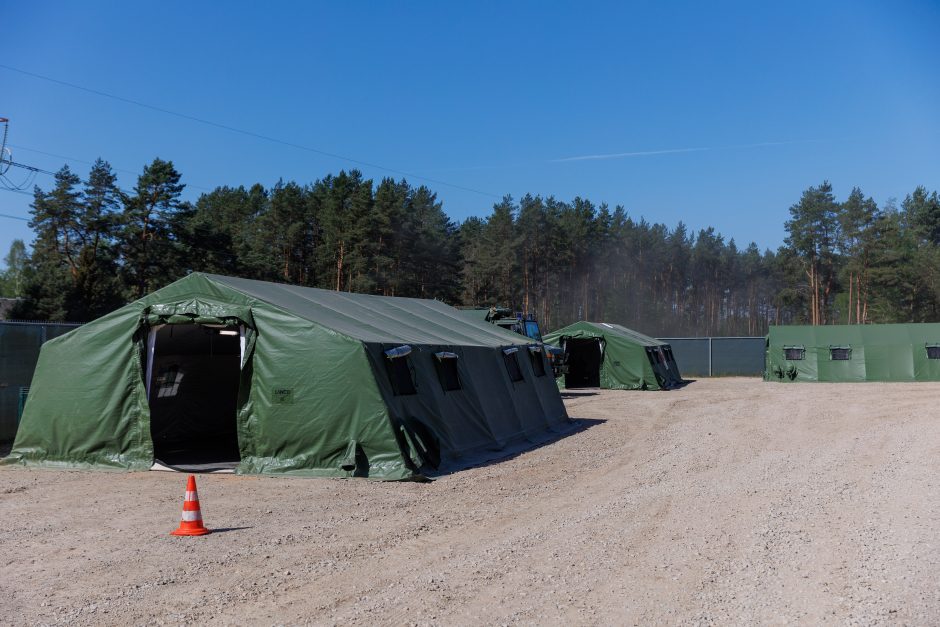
top-left (765, 323), bottom-right (940, 382)
top-left (543, 321), bottom-right (683, 390)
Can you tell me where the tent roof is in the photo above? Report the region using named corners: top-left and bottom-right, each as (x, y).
top-left (455, 307), bottom-right (491, 322)
top-left (545, 320), bottom-right (666, 347)
top-left (201, 274), bottom-right (527, 347)
top-left (767, 323), bottom-right (940, 346)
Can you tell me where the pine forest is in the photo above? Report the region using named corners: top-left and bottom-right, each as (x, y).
top-left (2, 157), bottom-right (939, 336)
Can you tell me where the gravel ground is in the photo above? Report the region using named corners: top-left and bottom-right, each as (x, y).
top-left (2, 377), bottom-right (940, 626)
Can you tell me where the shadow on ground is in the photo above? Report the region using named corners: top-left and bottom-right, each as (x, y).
top-left (426, 417), bottom-right (606, 479)
top-left (560, 391), bottom-right (600, 398)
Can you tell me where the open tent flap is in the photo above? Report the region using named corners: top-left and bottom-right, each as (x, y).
top-left (141, 299), bottom-right (256, 368)
top-left (563, 336), bottom-right (604, 388)
top-left (146, 324), bottom-right (243, 470)
top-left (138, 300), bottom-right (258, 471)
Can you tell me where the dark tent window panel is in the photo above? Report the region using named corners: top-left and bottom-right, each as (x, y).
top-left (385, 355), bottom-right (417, 395)
top-left (433, 353), bottom-right (461, 392)
top-left (503, 349), bottom-right (524, 382)
top-left (927, 345), bottom-right (940, 360)
top-left (829, 347), bottom-right (852, 361)
top-left (529, 348), bottom-right (546, 377)
top-left (784, 347), bottom-right (805, 361)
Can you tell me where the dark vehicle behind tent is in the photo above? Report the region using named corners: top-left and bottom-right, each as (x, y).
top-left (459, 307), bottom-right (568, 377)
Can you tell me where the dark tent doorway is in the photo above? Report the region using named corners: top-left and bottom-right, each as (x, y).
top-left (147, 324), bottom-right (242, 471)
top-left (564, 337), bottom-right (604, 388)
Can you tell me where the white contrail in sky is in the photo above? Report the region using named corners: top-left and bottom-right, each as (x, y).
top-left (418, 139), bottom-right (827, 173)
top-left (552, 140), bottom-right (822, 162)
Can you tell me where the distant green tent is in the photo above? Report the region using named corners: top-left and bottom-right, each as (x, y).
top-left (765, 323), bottom-right (940, 382)
top-left (7, 274), bottom-right (570, 479)
top-left (543, 321), bottom-right (683, 390)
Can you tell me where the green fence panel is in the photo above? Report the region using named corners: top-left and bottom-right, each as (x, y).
top-left (0, 322), bottom-right (80, 442)
top-left (659, 337), bottom-right (765, 377)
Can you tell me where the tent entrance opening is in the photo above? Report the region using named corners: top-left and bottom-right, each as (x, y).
top-left (147, 324), bottom-right (241, 471)
top-left (564, 338), bottom-right (603, 388)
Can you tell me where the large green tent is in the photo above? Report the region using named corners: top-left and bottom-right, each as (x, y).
top-left (543, 321), bottom-right (683, 390)
top-left (765, 323), bottom-right (940, 382)
top-left (6, 273), bottom-right (570, 479)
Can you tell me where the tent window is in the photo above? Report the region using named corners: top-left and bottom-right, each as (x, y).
top-left (502, 347), bottom-right (524, 382)
top-left (784, 346), bottom-right (805, 361)
top-left (528, 345), bottom-right (546, 377)
top-left (927, 345), bottom-right (940, 360)
top-left (433, 352), bottom-right (461, 392)
top-left (384, 345), bottom-right (417, 395)
top-left (829, 346), bottom-right (851, 361)
top-left (155, 365), bottom-right (184, 398)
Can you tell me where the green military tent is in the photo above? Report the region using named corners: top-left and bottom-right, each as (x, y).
top-left (543, 321), bottom-right (683, 390)
top-left (6, 273), bottom-right (570, 479)
top-left (765, 323), bottom-right (940, 383)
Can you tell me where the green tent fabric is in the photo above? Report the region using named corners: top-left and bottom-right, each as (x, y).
top-left (456, 307), bottom-right (491, 323)
top-left (543, 321), bottom-right (683, 390)
top-left (765, 323), bottom-right (940, 383)
top-left (6, 273), bottom-right (570, 479)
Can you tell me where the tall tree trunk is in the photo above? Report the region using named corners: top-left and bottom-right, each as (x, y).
top-left (335, 240), bottom-right (345, 291)
top-left (847, 272), bottom-right (853, 324)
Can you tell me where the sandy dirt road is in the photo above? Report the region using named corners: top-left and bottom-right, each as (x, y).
top-left (2, 378), bottom-right (940, 626)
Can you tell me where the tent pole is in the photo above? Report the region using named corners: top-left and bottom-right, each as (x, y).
top-left (708, 337), bottom-right (713, 377)
top-left (145, 326), bottom-right (159, 400)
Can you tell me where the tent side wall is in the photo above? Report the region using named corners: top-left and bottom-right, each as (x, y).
top-left (910, 326), bottom-right (940, 380)
top-left (362, 342), bottom-right (569, 470)
top-left (8, 305), bottom-right (152, 469)
top-left (599, 333), bottom-right (661, 390)
top-left (765, 323), bottom-right (940, 383)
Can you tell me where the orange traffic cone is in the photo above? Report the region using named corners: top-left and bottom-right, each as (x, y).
top-left (170, 475), bottom-right (211, 536)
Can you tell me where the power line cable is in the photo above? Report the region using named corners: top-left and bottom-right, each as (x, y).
top-left (0, 64), bottom-right (501, 199)
top-left (5, 160), bottom-right (57, 177)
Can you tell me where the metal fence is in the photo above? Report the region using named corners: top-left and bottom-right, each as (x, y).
top-left (0, 321), bottom-right (81, 442)
top-left (657, 337), bottom-right (766, 377)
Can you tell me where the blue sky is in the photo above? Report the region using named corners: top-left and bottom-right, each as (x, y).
top-left (2, 1), bottom-right (938, 266)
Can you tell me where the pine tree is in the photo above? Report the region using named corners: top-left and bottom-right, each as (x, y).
top-left (12, 168), bottom-right (82, 320)
top-left (784, 182), bottom-right (841, 324)
top-left (118, 158), bottom-right (187, 299)
top-left (0, 239), bottom-right (28, 298)
top-left (67, 159), bottom-right (123, 320)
